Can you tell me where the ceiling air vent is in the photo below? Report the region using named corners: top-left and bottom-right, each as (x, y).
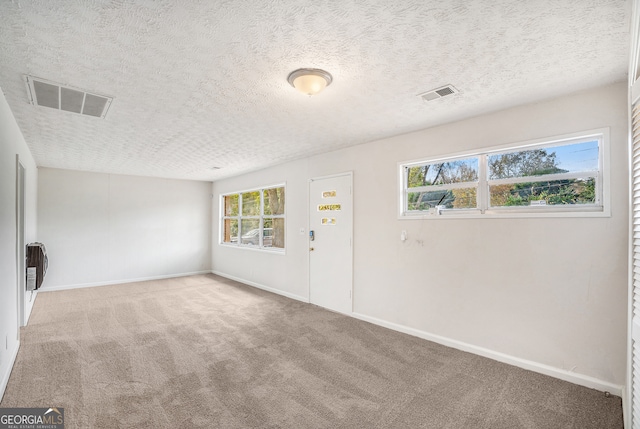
top-left (24, 75), bottom-right (113, 119)
top-left (419, 84), bottom-right (459, 102)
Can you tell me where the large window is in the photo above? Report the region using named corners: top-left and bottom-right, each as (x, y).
top-left (221, 185), bottom-right (285, 250)
top-left (400, 130), bottom-right (608, 218)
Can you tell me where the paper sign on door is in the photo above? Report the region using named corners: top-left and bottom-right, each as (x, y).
top-left (318, 204), bottom-right (341, 211)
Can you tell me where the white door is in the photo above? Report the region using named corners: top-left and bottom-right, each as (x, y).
top-left (309, 173), bottom-right (353, 314)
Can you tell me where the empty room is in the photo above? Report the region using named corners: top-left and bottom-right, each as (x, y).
top-left (1, 1), bottom-right (639, 428)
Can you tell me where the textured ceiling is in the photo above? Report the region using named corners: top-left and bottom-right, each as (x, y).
top-left (0, 0), bottom-right (631, 181)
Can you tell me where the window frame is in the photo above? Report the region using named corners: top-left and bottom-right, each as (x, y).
top-left (398, 128), bottom-right (610, 219)
top-left (220, 183), bottom-right (286, 252)
top-left (404, 154), bottom-right (482, 215)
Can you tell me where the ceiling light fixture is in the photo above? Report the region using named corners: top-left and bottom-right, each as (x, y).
top-left (287, 68), bottom-right (333, 96)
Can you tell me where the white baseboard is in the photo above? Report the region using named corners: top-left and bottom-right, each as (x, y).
top-left (38, 271), bottom-right (212, 292)
top-left (622, 385), bottom-right (630, 428)
top-left (211, 270), bottom-right (308, 303)
top-left (351, 312), bottom-right (624, 396)
top-left (0, 339), bottom-right (20, 403)
top-left (43, 269), bottom-right (622, 397)
top-left (207, 272), bottom-right (624, 396)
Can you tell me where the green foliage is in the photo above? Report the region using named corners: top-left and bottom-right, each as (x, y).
top-left (242, 191), bottom-right (261, 216)
top-left (408, 190), bottom-right (455, 210)
top-left (407, 159), bottom-right (478, 188)
top-left (407, 148), bottom-right (595, 211)
top-left (490, 149), bottom-right (594, 207)
top-left (224, 194), bottom-right (239, 216)
top-left (501, 178), bottom-right (595, 206)
top-left (408, 166), bottom-right (429, 188)
top-left (263, 187), bottom-right (285, 248)
top-left (264, 187), bottom-right (285, 215)
top-left (225, 187), bottom-right (286, 248)
top-left (489, 149), bottom-right (566, 179)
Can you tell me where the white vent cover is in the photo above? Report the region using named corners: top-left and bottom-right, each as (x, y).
top-left (24, 75), bottom-right (113, 118)
top-left (419, 84), bottom-right (459, 102)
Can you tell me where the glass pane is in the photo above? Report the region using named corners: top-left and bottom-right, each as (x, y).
top-left (407, 188), bottom-right (477, 211)
top-left (407, 157), bottom-right (478, 188)
top-left (488, 140), bottom-right (598, 180)
top-left (263, 187), bottom-right (285, 215)
top-left (242, 191), bottom-right (260, 216)
top-left (490, 178), bottom-right (596, 207)
top-left (264, 218), bottom-right (285, 249)
top-left (223, 219), bottom-right (238, 243)
top-left (240, 219), bottom-right (260, 245)
top-left (224, 194), bottom-right (239, 216)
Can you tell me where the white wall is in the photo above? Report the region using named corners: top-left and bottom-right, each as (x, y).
top-left (38, 169), bottom-right (212, 289)
top-left (212, 160), bottom-right (310, 301)
top-left (0, 88), bottom-right (38, 398)
top-left (212, 82), bottom-right (628, 391)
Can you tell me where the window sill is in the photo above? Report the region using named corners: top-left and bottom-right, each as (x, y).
top-left (218, 242), bottom-right (286, 254)
top-left (399, 206), bottom-right (609, 219)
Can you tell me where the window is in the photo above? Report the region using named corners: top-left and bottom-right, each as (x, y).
top-left (221, 185), bottom-right (285, 250)
top-left (406, 156), bottom-right (479, 211)
top-left (400, 130), bottom-right (608, 218)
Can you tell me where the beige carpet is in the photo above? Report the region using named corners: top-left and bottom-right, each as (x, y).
top-left (1, 274), bottom-right (623, 428)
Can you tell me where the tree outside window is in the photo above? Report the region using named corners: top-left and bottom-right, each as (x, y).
top-left (401, 133), bottom-right (603, 217)
top-left (222, 185), bottom-right (285, 250)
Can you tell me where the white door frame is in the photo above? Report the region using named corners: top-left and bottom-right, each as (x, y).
top-left (308, 171), bottom-right (354, 313)
top-left (15, 156), bottom-right (25, 334)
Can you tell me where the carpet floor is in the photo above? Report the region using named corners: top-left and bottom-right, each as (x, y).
top-left (0, 274), bottom-right (623, 428)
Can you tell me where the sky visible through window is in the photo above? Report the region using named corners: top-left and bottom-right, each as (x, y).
top-left (486, 140), bottom-right (599, 180)
top-left (551, 140), bottom-right (598, 172)
top-left (403, 135), bottom-right (603, 215)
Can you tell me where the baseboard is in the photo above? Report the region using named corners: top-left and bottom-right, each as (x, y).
top-left (211, 270), bottom-right (308, 303)
top-left (0, 339), bottom-right (20, 403)
top-left (351, 312), bottom-right (624, 397)
top-left (38, 271), bottom-right (212, 292)
top-left (61, 269), bottom-right (617, 397)
top-left (207, 271), bottom-right (624, 396)
top-left (621, 385), bottom-right (630, 428)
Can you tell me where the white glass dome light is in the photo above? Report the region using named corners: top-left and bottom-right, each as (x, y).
top-left (287, 68), bottom-right (333, 96)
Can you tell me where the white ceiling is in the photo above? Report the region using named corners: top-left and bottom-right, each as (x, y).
top-left (0, 0), bottom-right (631, 181)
